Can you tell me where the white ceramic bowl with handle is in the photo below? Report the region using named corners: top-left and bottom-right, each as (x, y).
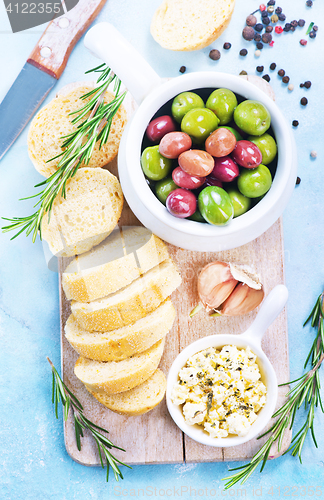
top-left (85, 23), bottom-right (297, 252)
top-left (166, 284), bottom-right (288, 447)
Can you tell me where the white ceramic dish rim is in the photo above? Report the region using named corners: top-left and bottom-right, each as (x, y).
top-left (166, 333), bottom-right (278, 448)
top-left (124, 72), bottom-right (294, 237)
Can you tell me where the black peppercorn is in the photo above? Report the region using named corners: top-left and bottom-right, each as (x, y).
top-left (296, 177), bottom-right (301, 185)
top-left (304, 81), bottom-right (312, 89)
top-left (254, 33), bottom-right (262, 42)
top-left (275, 6), bottom-right (282, 13)
top-left (278, 13), bottom-right (286, 21)
top-left (290, 26), bottom-right (296, 32)
top-left (179, 66), bottom-right (186, 73)
top-left (262, 33), bottom-right (272, 43)
top-left (300, 83), bottom-right (304, 88)
top-left (246, 14), bottom-right (257, 26)
top-left (278, 69), bottom-right (285, 77)
top-left (306, 0), bottom-right (313, 6)
top-left (283, 23), bottom-right (292, 32)
top-left (291, 20), bottom-right (298, 27)
top-left (270, 62), bottom-right (276, 70)
top-left (292, 120), bottom-right (299, 127)
top-left (240, 48), bottom-right (248, 56)
top-left (309, 31), bottom-right (316, 38)
top-left (262, 74), bottom-right (271, 82)
top-left (266, 26), bottom-right (273, 33)
top-left (313, 25), bottom-right (318, 32)
top-left (256, 65), bottom-right (264, 72)
top-left (301, 97), bottom-right (308, 105)
top-left (282, 76), bottom-right (290, 84)
top-left (256, 42), bottom-right (264, 49)
top-left (298, 19), bottom-right (305, 27)
top-left (267, 0), bottom-right (275, 5)
top-left (223, 42), bottom-right (232, 49)
top-left (261, 10), bottom-right (269, 17)
top-left (243, 26), bottom-right (255, 41)
top-left (263, 17), bottom-right (270, 25)
top-left (209, 49), bottom-right (221, 60)
top-left (255, 23), bottom-right (264, 32)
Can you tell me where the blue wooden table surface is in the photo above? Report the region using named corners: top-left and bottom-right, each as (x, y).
top-left (0, 0), bottom-right (324, 498)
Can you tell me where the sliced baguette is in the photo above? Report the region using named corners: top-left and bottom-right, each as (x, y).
top-left (87, 369), bottom-right (167, 416)
top-left (74, 338), bottom-right (165, 394)
top-left (41, 167), bottom-right (123, 258)
top-left (65, 299), bottom-right (175, 362)
top-left (151, 0), bottom-right (235, 51)
top-left (28, 84), bottom-right (127, 178)
top-left (62, 227), bottom-right (169, 302)
top-left (71, 258), bottom-right (181, 332)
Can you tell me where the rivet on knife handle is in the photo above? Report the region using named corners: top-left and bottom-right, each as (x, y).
top-left (27, 0), bottom-right (108, 79)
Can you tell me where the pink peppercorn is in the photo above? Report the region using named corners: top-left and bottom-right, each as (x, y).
top-left (269, 40), bottom-right (275, 46)
top-left (275, 26), bottom-right (283, 34)
top-left (300, 39), bottom-right (308, 46)
top-left (259, 4), bottom-right (266, 11)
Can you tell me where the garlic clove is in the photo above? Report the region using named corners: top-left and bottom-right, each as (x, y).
top-left (198, 261), bottom-right (238, 310)
top-left (218, 282), bottom-right (264, 316)
top-left (229, 263), bottom-right (262, 290)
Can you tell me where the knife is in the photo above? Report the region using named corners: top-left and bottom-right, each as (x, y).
top-left (0, 0), bottom-right (107, 161)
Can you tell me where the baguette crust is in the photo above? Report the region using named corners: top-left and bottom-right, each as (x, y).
top-left (71, 259), bottom-right (182, 332)
top-left (62, 228), bottom-right (169, 302)
top-left (65, 299), bottom-right (175, 361)
top-left (151, 0), bottom-right (235, 51)
top-left (87, 369), bottom-right (167, 416)
top-left (74, 338), bottom-right (165, 394)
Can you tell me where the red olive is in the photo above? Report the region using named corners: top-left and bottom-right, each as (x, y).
top-left (204, 175), bottom-right (223, 188)
top-left (146, 115), bottom-right (176, 142)
top-left (231, 140), bottom-right (263, 169)
top-left (205, 128), bottom-right (237, 157)
top-left (172, 166), bottom-right (205, 190)
top-left (178, 150), bottom-right (214, 177)
top-left (159, 132), bottom-right (192, 159)
top-left (212, 157), bottom-right (239, 182)
top-left (166, 188), bottom-right (197, 218)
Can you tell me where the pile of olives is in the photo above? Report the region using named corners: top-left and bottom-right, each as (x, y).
top-left (141, 88), bottom-right (277, 226)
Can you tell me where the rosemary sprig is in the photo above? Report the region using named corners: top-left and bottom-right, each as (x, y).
top-left (2, 63), bottom-right (126, 242)
top-left (222, 293), bottom-right (324, 490)
top-left (47, 357), bottom-right (131, 482)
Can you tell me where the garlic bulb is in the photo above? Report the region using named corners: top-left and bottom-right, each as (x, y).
top-left (197, 261), bottom-right (264, 316)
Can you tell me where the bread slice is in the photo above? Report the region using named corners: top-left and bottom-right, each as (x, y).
top-left (65, 299), bottom-right (175, 362)
top-left (74, 338), bottom-right (165, 394)
top-left (62, 227), bottom-right (169, 302)
top-left (87, 369), bottom-right (167, 416)
top-left (27, 84), bottom-right (127, 178)
top-left (71, 258), bottom-right (181, 332)
top-left (41, 167), bottom-right (123, 258)
top-left (150, 0), bottom-right (235, 51)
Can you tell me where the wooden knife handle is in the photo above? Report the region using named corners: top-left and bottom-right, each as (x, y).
top-left (27, 0), bottom-right (107, 79)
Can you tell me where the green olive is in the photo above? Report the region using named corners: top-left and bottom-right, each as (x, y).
top-left (181, 108), bottom-right (220, 144)
top-left (155, 177), bottom-right (177, 205)
top-left (206, 88), bottom-right (238, 125)
top-left (234, 100), bottom-right (271, 136)
top-left (227, 188), bottom-right (251, 217)
top-left (237, 164), bottom-right (272, 198)
top-left (247, 133), bottom-right (277, 165)
top-left (141, 145), bottom-right (172, 181)
top-left (171, 92), bottom-right (205, 123)
top-left (198, 186), bottom-right (234, 225)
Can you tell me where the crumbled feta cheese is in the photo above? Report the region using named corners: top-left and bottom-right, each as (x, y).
top-left (171, 344), bottom-right (267, 439)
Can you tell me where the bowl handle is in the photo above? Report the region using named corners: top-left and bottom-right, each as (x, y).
top-left (242, 284), bottom-right (288, 345)
top-left (84, 22), bottom-right (162, 105)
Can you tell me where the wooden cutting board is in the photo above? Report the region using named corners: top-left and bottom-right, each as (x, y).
top-left (59, 89), bottom-right (291, 466)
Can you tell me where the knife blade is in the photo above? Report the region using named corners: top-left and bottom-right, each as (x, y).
top-left (0, 0), bottom-right (108, 161)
